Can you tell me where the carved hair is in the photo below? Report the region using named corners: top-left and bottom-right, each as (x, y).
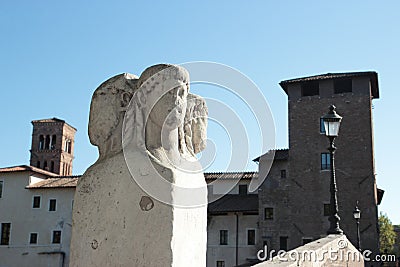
top-left (89, 73), bottom-right (138, 148)
top-left (123, 64), bottom-right (207, 157)
top-left (180, 94), bottom-right (208, 155)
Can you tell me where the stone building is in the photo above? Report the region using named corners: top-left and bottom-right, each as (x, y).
top-left (255, 71), bottom-right (383, 257)
top-left (30, 118), bottom-right (76, 176)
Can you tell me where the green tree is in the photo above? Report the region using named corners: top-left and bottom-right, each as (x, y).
top-left (379, 212), bottom-right (396, 254)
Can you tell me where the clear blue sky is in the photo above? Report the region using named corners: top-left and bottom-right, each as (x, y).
top-left (0, 1), bottom-right (399, 223)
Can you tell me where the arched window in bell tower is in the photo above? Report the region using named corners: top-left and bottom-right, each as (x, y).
top-left (65, 139), bottom-right (72, 154)
top-left (39, 135), bottom-right (44, 150)
top-left (51, 135), bottom-right (57, 150)
top-left (45, 135), bottom-right (50, 150)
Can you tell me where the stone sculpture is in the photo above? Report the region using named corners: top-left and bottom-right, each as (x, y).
top-left (70, 64), bottom-right (208, 267)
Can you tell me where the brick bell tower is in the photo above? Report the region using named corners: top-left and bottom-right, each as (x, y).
top-left (29, 118), bottom-right (76, 176)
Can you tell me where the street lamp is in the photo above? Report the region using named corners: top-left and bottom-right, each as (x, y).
top-left (353, 202), bottom-right (361, 251)
top-left (322, 105), bottom-right (343, 235)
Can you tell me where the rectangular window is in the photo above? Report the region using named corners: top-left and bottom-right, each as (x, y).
top-left (49, 199), bottom-right (57, 211)
top-left (324, 204), bottom-right (331, 216)
top-left (216, 261), bottom-right (225, 267)
top-left (264, 207), bottom-right (274, 220)
top-left (334, 79), bottom-right (352, 94)
top-left (280, 236), bottom-right (288, 251)
top-left (280, 170), bottom-right (286, 179)
top-left (301, 81), bottom-right (319, 97)
top-left (321, 153), bottom-right (331, 170)
top-left (239, 184), bottom-right (248, 195)
top-left (247, 229), bottom-right (256, 245)
top-left (320, 118), bottom-right (326, 134)
top-left (0, 181), bottom-right (3, 198)
top-left (302, 238), bottom-right (313, 245)
top-left (29, 233), bottom-right (38, 244)
top-left (52, 230), bottom-right (61, 244)
top-left (219, 230), bottom-right (228, 245)
top-left (33, 196), bottom-right (41, 208)
top-left (1, 223), bottom-right (11, 245)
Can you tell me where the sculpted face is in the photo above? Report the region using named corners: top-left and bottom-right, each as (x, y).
top-left (149, 80), bottom-right (188, 130)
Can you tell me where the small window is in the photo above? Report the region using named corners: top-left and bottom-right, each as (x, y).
top-left (301, 81), bottom-right (319, 97)
top-left (0, 181), bottom-right (3, 198)
top-left (280, 170), bottom-right (286, 179)
top-left (334, 79), bottom-right (352, 94)
top-left (216, 261), bottom-right (225, 267)
top-left (324, 204), bottom-right (331, 216)
top-left (219, 230), bottom-right (228, 245)
top-left (29, 233), bottom-right (38, 244)
top-left (321, 153), bottom-right (331, 170)
top-left (239, 184), bottom-right (248, 195)
top-left (247, 229), bottom-right (256, 245)
top-left (52, 231), bottom-right (61, 244)
top-left (33, 196), bottom-right (41, 208)
top-left (36, 161), bottom-right (41, 168)
top-left (1, 223), bottom-right (11, 245)
top-left (49, 199), bottom-right (57, 211)
top-left (264, 207), bottom-right (274, 220)
top-left (302, 238), bottom-right (313, 245)
top-left (320, 118), bottom-right (326, 134)
top-left (280, 236), bottom-right (288, 251)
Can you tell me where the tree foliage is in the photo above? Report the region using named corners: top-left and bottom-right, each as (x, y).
top-left (379, 212), bottom-right (396, 254)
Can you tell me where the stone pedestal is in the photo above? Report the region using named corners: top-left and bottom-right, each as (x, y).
top-left (69, 153), bottom-right (207, 267)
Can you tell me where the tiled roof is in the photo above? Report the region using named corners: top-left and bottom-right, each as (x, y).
top-left (31, 117), bottom-right (77, 131)
top-left (208, 194), bottom-right (258, 213)
top-left (27, 177), bottom-right (79, 189)
top-left (0, 165), bottom-right (58, 177)
top-left (31, 117), bottom-right (65, 124)
top-left (23, 172), bottom-right (257, 189)
top-left (253, 149), bottom-right (289, 162)
top-left (279, 71), bottom-right (379, 98)
top-left (204, 172), bottom-right (257, 180)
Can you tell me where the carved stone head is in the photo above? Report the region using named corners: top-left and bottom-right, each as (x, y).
top-left (88, 73), bottom-right (138, 157)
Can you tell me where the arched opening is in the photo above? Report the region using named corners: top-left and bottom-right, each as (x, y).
top-left (51, 135), bottom-right (56, 150)
top-left (36, 161), bottom-right (40, 168)
top-left (65, 139), bottom-right (72, 154)
top-left (45, 135), bottom-right (50, 150)
top-left (43, 161), bottom-right (48, 170)
top-left (39, 135), bottom-right (44, 150)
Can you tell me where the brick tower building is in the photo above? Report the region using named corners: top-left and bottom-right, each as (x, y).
top-left (29, 118), bottom-right (76, 175)
top-left (257, 71), bottom-right (382, 257)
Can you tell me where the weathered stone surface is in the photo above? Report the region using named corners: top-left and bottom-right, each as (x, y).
top-left (70, 65), bottom-right (208, 266)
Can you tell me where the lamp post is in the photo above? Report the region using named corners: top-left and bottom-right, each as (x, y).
top-left (322, 105), bottom-right (343, 235)
top-left (353, 202), bottom-right (361, 251)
